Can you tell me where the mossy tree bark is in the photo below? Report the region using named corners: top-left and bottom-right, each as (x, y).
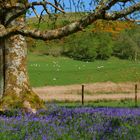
top-left (1, 35), bottom-right (44, 112)
top-left (4, 34), bottom-right (30, 95)
top-left (0, 1), bottom-right (44, 112)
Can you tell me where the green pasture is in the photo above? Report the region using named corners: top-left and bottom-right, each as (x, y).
top-left (54, 99), bottom-right (140, 108)
top-left (28, 53), bottom-right (140, 87)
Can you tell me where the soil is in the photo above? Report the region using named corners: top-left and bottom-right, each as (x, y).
top-left (33, 82), bottom-right (140, 102)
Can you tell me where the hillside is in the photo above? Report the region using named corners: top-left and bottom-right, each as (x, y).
top-left (27, 13), bottom-right (139, 61)
top-left (92, 20), bottom-right (135, 37)
top-left (27, 13), bottom-right (135, 34)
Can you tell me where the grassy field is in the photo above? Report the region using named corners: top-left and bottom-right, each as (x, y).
top-left (28, 53), bottom-right (140, 87)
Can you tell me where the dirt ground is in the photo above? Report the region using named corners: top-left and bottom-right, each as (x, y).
top-left (33, 82), bottom-right (140, 102)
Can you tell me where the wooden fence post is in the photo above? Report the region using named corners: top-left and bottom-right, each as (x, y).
top-left (82, 85), bottom-right (84, 105)
top-left (135, 84), bottom-right (138, 107)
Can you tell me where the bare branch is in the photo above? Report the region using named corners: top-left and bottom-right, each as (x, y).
top-left (32, 6), bottom-right (40, 18)
top-left (1, 0), bottom-right (140, 41)
top-left (16, 1), bottom-right (140, 40)
top-left (105, 2), bottom-right (140, 20)
top-left (125, 16), bottom-right (140, 22)
top-left (4, 1), bottom-right (65, 26)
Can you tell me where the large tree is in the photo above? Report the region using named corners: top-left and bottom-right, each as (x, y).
top-left (0, 0), bottom-right (140, 112)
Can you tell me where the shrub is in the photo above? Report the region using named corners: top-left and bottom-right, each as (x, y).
top-left (95, 33), bottom-right (113, 60)
top-left (46, 45), bottom-right (63, 57)
top-left (63, 35), bottom-right (97, 61)
top-left (113, 28), bottom-right (140, 60)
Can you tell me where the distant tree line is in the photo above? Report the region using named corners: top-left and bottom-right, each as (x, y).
top-left (28, 25), bottom-right (140, 61)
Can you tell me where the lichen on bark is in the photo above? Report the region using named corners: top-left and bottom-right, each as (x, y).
top-left (0, 2), bottom-right (45, 112)
top-left (0, 33), bottom-right (45, 112)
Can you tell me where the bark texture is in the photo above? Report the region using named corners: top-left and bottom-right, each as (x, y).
top-left (1, 35), bottom-right (44, 112)
top-left (0, 39), bottom-right (4, 98)
top-left (5, 34), bottom-right (30, 94)
top-left (0, 1), bottom-right (44, 112)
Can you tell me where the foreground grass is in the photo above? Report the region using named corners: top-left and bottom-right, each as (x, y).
top-left (28, 53), bottom-right (140, 87)
top-left (0, 105), bottom-right (140, 140)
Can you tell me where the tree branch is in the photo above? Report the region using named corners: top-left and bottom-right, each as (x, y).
top-left (1, 1), bottom-right (140, 41)
top-left (125, 16), bottom-right (140, 22)
top-left (0, 24), bottom-right (20, 38)
top-left (4, 1), bottom-right (65, 26)
top-left (16, 1), bottom-right (140, 40)
top-left (105, 2), bottom-right (140, 20)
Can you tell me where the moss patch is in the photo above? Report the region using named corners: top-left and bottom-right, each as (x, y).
top-left (0, 91), bottom-right (45, 112)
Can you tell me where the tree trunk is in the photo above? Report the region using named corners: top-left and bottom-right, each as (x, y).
top-left (1, 36), bottom-right (44, 112)
top-left (0, 39), bottom-right (4, 98)
top-left (0, 2), bottom-right (44, 112)
top-left (1, 34), bottom-right (44, 112)
top-left (4, 34), bottom-right (30, 95)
